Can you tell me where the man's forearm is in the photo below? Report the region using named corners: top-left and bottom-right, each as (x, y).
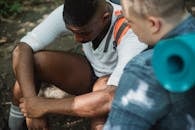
top-left (45, 87), bottom-right (115, 117)
top-left (13, 43), bottom-right (37, 97)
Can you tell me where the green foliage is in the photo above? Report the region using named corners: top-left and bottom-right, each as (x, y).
top-left (0, 1), bottom-right (22, 17)
top-left (29, 0), bottom-right (42, 4)
top-left (0, 0), bottom-right (61, 17)
top-left (0, 0), bottom-right (45, 17)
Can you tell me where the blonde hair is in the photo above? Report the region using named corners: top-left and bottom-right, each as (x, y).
top-left (129, 0), bottom-right (185, 19)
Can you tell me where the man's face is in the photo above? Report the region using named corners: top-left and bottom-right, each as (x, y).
top-left (121, 0), bottom-right (154, 45)
top-left (66, 15), bottom-right (105, 43)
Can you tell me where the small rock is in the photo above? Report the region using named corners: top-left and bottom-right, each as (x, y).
top-left (0, 37), bottom-right (8, 44)
top-left (39, 84), bottom-right (71, 99)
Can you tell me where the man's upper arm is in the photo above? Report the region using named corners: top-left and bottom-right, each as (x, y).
top-left (20, 4), bottom-right (70, 51)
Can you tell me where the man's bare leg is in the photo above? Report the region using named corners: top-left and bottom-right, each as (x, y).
top-left (33, 51), bottom-right (94, 95)
top-left (9, 81), bottom-right (49, 130)
top-left (10, 50), bottom-right (94, 130)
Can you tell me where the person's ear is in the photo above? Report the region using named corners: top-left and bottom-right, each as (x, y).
top-left (102, 12), bottom-right (110, 23)
top-left (147, 16), bottom-right (161, 34)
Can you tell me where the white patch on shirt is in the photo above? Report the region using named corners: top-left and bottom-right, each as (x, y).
top-left (121, 80), bottom-right (154, 109)
top-left (187, 114), bottom-right (195, 130)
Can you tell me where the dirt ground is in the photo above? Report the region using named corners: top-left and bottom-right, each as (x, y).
top-left (1, 0), bottom-right (195, 130)
top-left (0, 1), bottom-right (90, 130)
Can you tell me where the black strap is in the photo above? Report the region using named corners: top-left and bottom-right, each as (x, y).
top-left (104, 24), bottom-right (115, 52)
top-left (113, 22), bottom-right (128, 47)
top-left (103, 14), bottom-right (124, 52)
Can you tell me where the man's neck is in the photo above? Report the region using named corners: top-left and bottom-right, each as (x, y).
top-left (92, 3), bottom-right (113, 50)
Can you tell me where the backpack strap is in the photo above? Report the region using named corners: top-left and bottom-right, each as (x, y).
top-left (103, 10), bottom-right (130, 52)
top-left (113, 11), bottom-right (130, 47)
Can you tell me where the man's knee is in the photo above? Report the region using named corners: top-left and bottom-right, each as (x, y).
top-left (97, 87), bottom-right (116, 113)
top-left (93, 76), bottom-right (110, 91)
top-left (12, 44), bottom-right (31, 71)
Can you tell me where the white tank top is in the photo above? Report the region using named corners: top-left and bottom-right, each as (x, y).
top-left (20, 1), bottom-right (147, 86)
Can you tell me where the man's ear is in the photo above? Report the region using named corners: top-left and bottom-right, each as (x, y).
top-left (147, 16), bottom-right (161, 34)
top-left (102, 12), bottom-right (110, 22)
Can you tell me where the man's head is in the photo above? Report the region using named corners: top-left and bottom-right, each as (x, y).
top-left (120, 0), bottom-right (187, 45)
top-left (63, 0), bottom-right (111, 43)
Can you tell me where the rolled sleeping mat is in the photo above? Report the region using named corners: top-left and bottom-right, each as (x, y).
top-left (152, 33), bottom-right (195, 92)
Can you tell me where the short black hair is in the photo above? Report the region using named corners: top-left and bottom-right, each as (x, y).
top-left (63, 0), bottom-right (99, 26)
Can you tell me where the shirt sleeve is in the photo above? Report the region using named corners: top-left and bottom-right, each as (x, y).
top-left (20, 4), bottom-right (71, 51)
top-left (107, 29), bottom-right (147, 86)
top-left (104, 59), bottom-right (170, 130)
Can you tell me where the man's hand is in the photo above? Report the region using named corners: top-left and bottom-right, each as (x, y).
top-left (19, 96), bottom-right (47, 118)
top-left (26, 117), bottom-right (49, 130)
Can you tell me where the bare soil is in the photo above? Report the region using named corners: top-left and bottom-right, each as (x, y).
top-left (1, 0), bottom-right (195, 129)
